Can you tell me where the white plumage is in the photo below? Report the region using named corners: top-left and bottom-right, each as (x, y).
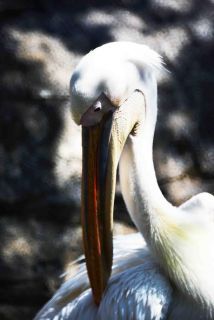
top-left (35, 234), bottom-right (172, 319)
top-left (35, 42), bottom-right (214, 320)
top-left (70, 42), bottom-right (162, 125)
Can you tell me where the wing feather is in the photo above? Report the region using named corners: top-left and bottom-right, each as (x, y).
top-left (34, 233), bottom-right (172, 320)
top-left (179, 192), bottom-right (214, 220)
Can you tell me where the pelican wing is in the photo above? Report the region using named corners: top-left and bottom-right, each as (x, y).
top-left (34, 233), bottom-right (172, 319)
top-left (179, 192), bottom-right (214, 219)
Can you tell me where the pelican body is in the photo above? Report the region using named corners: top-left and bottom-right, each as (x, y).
top-left (35, 42), bottom-right (214, 320)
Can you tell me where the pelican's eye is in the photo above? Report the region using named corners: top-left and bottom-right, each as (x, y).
top-left (94, 101), bottom-right (102, 112)
top-left (80, 93), bottom-right (115, 127)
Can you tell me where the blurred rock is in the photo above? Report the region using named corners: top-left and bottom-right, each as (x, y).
top-left (0, 0), bottom-right (213, 318)
top-left (0, 27), bottom-right (82, 205)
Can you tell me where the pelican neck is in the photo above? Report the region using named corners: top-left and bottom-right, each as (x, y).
top-left (118, 81), bottom-right (173, 243)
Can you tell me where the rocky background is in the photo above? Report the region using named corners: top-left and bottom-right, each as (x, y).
top-left (0, 0), bottom-right (213, 318)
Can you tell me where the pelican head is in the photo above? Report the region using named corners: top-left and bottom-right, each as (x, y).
top-left (70, 42), bottom-right (162, 305)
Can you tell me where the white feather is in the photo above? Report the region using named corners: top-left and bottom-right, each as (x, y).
top-left (34, 234), bottom-right (172, 320)
top-left (35, 41), bottom-right (214, 319)
top-left (70, 41), bottom-right (163, 124)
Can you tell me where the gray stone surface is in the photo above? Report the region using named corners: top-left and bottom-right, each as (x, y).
top-left (0, 0), bottom-right (213, 318)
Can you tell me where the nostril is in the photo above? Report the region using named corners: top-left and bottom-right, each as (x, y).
top-left (94, 106), bottom-right (101, 112)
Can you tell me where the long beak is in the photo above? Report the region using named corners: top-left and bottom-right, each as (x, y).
top-left (81, 90), bottom-right (145, 305)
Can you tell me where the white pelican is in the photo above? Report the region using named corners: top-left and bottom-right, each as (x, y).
top-left (35, 42), bottom-right (214, 320)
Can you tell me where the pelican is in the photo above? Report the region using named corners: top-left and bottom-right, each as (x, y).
top-left (35, 42), bottom-right (214, 320)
